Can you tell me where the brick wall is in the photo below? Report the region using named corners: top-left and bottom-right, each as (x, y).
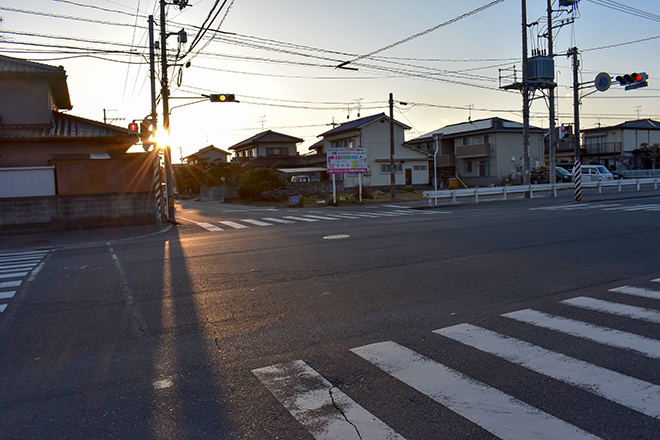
top-left (0, 192), bottom-right (156, 235)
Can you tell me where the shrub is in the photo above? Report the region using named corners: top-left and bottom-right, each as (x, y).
top-left (238, 168), bottom-right (287, 200)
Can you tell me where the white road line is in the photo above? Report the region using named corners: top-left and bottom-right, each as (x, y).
top-left (351, 341), bottom-right (599, 440)
top-left (0, 304), bottom-right (6, 313)
top-left (283, 216), bottom-right (319, 222)
top-left (177, 216), bottom-right (224, 231)
top-left (262, 217), bottom-right (296, 224)
top-left (0, 272), bottom-right (28, 279)
top-left (219, 220), bottom-right (250, 229)
top-left (561, 296), bottom-right (660, 324)
top-left (0, 256), bottom-right (44, 263)
top-left (609, 285), bottom-right (660, 300)
top-left (252, 360), bottom-right (406, 440)
top-left (326, 214), bottom-right (362, 219)
top-left (364, 212), bottom-right (398, 217)
top-left (503, 308), bottom-right (660, 359)
top-left (240, 219), bottom-right (273, 227)
top-left (0, 250), bottom-right (49, 257)
top-left (302, 215), bottom-right (340, 221)
top-left (0, 291), bottom-right (16, 300)
top-left (435, 323), bottom-right (660, 418)
top-left (0, 264), bottom-right (37, 271)
top-left (0, 280), bottom-right (21, 289)
top-left (339, 212), bottom-right (379, 218)
top-left (653, 278), bottom-right (660, 283)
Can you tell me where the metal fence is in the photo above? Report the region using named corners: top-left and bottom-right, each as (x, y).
top-left (423, 178), bottom-right (660, 204)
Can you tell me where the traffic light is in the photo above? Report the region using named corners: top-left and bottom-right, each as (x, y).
top-left (140, 119), bottom-right (154, 150)
top-left (615, 72), bottom-right (649, 90)
top-left (128, 121), bottom-right (139, 142)
top-left (560, 124), bottom-right (570, 141)
top-left (209, 94), bottom-right (236, 102)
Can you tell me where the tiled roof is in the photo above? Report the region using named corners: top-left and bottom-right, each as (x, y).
top-left (0, 111), bottom-right (130, 140)
top-left (0, 55), bottom-right (72, 110)
top-left (318, 113), bottom-right (411, 138)
top-left (242, 155), bottom-right (309, 168)
top-left (229, 130), bottom-right (303, 151)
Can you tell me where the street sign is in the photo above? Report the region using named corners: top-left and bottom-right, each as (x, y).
top-left (326, 147), bottom-right (368, 174)
top-left (594, 72), bottom-right (611, 92)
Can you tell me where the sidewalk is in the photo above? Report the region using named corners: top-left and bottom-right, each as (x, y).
top-left (0, 224), bottom-right (171, 253)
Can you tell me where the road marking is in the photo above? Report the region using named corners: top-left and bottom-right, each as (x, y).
top-left (323, 235), bottom-right (350, 240)
top-left (262, 217), bottom-right (296, 224)
top-left (0, 256), bottom-right (45, 263)
top-left (503, 308), bottom-right (660, 358)
top-left (0, 304), bottom-right (6, 313)
top-left (351, 341), bottom-right (599, 440)
top-left (0, 280), bottom-right (21, 289)
top-left (0, 264), bottom-right (38, 271)
top-left (561, 296), bottom-right (660, 324)
top-left (0, 250), bottom-right (49, 257)
top-left (283, 216), bottom-right (319, 222)
top-left (302, 215), bottom-right (340, 221)
top-left (325, 214), bottom-right (362, 219)
top-left (240, 219), bottom-right (273, 226)
top-left (0, 272), bottom-right (28, 279)
top-left (0, 291), bottom-right (16, 300)
top-left (252, 360), bottom-right (405, 440)
top-left (609, 285), bottom-right (660, 300)
top-left (435, 323), bottom-right (660, 418)
top-left (178, 216), bottom-right (224, 231)
top-left (338, 212), bottom-right (379, 218)
top-left (219, 220), bottom-right (250, 229)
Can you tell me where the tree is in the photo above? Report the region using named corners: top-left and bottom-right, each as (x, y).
top-left (238, 167), bottom-right (287, 200)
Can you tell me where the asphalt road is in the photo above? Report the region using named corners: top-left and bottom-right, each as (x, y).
top-left (1, 194), bottom-right (660, 439)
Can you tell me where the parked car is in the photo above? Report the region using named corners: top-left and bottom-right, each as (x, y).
top-left (580, 165), bottom-right (614, 181)
top-left (290, 175), bottom-right (320, 183)
top-left (530, 165), bottom-right (571, 184)
top-left (556, 166), bottom-right (572, 182)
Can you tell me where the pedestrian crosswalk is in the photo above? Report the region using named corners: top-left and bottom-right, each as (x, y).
top-left (252, 280), bottom-right (660, 439)
top-left (180, 208), bottom-right (446, 233)
top-left (530, 202), bottom-right (660, 212)
top-left (0, 250), bottom-right (49, 313)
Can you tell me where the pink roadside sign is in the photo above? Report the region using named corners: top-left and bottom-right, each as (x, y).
top-left (326, 147), bottom-right (368, 174)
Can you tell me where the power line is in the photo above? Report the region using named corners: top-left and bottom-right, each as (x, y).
top-left (336, 0), bottom-right (508, 68)
top-left (586, 0), bottom-right (660, 22)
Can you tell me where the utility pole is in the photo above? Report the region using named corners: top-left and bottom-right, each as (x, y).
top-left (160, 0), bottom-right (176, 222)
top-left (521, 0), bottom-right (531, 187)
top-left (389, 93), bottom-right (396, 202)
top-left (149, 14), bottom-right (164, 224)
top-left (547, 0), bottom-right (557, 187)
top-left (569, 47), bottom-right (582, 202)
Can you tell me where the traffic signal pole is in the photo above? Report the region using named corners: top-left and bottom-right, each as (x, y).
top-left (569, 47), bottom-right (582, 202)
top-left (160, 0), bottom-right (176, 222)
top-left (521, 0), bottom-right (531, 188)
top-left (547, 0), bottom-right (557, 188)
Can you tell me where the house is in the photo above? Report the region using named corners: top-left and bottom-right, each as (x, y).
top-left (406, 117), bottom-right (545, 187)
top-left (581, 119), bottom-right (660, 170)
top-left (316, 113), bottom-right (430, 188)
top-left (0, 55), bottom-right (158, 232)
top-left (182, 145), bottom-right (231, 165)
top-left (229, 130), bottom-right (303, 163)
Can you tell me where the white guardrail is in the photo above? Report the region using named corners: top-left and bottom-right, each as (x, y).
top-left (423, 178), bottom-right (660, 204)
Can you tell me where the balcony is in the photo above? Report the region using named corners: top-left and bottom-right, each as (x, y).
top-left (584, 142), bottom-right (622, 155)
top-left (456, 143), bottom-right (490, 159)
top-left (434, 154), bottom-right (455, 168)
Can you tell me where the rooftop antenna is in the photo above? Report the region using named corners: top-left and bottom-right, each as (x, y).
top-left (468, 104), bottom-right (474, 122)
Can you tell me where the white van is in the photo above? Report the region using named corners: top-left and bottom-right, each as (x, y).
top-left (579, 165), bottom-right (614, 181)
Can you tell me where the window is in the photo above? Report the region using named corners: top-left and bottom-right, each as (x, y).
top-left (381, 164), bottom-right (403, 173)
top-left (463, 137), bottom-right (472, 146)
top-left (465, 161), bottom-right (472, 173)
top-left (413, 165), bottom-right (427, 171)
top-left (266, 147), bottom-right (289, 156)
top-left (484, 134), bottom-right (490, 143)
top-left (331, 137), bottom-right (356, 149)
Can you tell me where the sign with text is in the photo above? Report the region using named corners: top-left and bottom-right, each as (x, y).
top-left (326, 147), bottom-right (368, 174)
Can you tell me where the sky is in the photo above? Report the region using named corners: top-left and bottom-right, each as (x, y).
top-left (2, 0), bottom-right (659, 162)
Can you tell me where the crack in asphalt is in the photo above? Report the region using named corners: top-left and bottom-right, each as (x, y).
top-left (329, 386), bottom-right (363, 440)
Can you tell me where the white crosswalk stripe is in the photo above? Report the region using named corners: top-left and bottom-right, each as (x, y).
top-left (254, 280), bottom-right (660, 438)
top-left (351, 341), bottom-right (599, 440)
top-left (435, 323), bottom-right (660, 419)
top-left (0, 250), bottom-right (49, 313)
top-left (252, 360), bottom-right (405, 440)
top-left (183, 208), bottom-right (447, 233)
top-left (562, 296), bottom-right (660, 324)
top-left (503, 308), bottom-right (660, 358)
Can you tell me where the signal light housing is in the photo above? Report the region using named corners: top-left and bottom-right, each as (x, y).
top-left (128, 122), bottom-right (139, 142)
top-left (615, 72), bottom-right (649, 90)
top-left (209, 94), bottom-right (236, 102)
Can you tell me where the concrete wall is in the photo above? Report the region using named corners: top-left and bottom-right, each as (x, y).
top-left (0, 192), bottom-right (156, 235)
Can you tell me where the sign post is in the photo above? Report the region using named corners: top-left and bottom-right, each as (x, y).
top-left (326, 147), bottom-right (368, 204)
